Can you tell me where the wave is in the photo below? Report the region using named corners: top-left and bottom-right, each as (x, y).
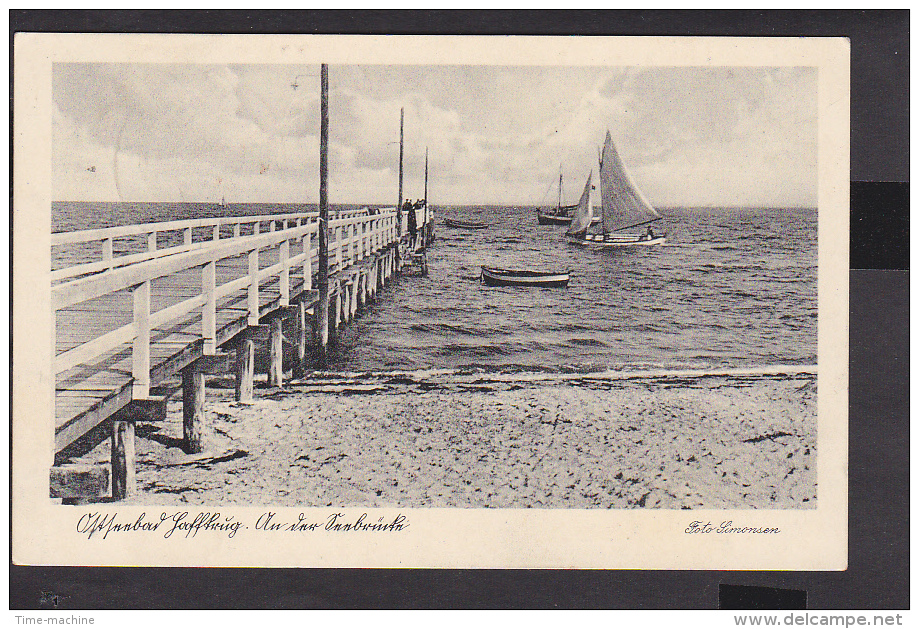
top-left (291, 364), bottom-right (819, 389)
top-left (431, 343), bottom-right (515, 358)
top-left (409, 322), bottom-right (480, 335)
top-left (566, 337), bottom-right (608, 348)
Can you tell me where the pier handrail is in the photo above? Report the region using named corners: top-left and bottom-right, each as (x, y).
top-left (51, 209), bottom-right (368, 246)
top-left (51, 208), bottom-right (371, 282)
top-left (53, 210), bottom-right (398, 396)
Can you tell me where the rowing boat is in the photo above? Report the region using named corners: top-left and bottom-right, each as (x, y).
top-left (445, 218), bottom-right (490, 230)
top-left (480, 266), bottom-right (570, 288)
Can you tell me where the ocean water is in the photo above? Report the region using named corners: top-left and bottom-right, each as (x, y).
top-left (52, 202), bottom-right (817, 373)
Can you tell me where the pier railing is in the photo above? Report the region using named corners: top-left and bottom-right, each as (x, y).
top-left (51, 209), bottom-right (369, 283)
top-left (52, 209), bottom-right (399, 399)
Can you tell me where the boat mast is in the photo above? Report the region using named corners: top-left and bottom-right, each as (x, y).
top-left (397, 107), bottom-right (404, 238)
top-left (598, 145), bottom-right (605, 236)
top-left (557, 167), bottom-right (563, 210)
top-left (317, 63), bottom-right (330, 365)
top-left (423, 147), bottom-right (429, 251)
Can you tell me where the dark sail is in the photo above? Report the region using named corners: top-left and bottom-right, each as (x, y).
top-left (599, 130), bottom-right (660, 234)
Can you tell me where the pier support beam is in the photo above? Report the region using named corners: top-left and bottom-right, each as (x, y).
top-left (350, 276), bottom-right (360, 318)
top-left (343, 281), bottom-right (353, 324)
top-left (331, 289), bottom-right (341, 337)
top-left (339, 284), bottom-right (348, 326)
top-left (295, 300), bottom-right (309, 378)
top-left (182, 364), bottom-right (208, 454)
top-left (269, 316), bottom-right (284, 387)
top-left (111, 419), bottom-right (136, 499)
top-left (357, 272), bottom-right (367, 310)
top-left (235, 328), bottom-right (256, 404)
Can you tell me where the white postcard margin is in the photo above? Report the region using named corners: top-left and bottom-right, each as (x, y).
top-left (12, 34), bottom-right (849, 569)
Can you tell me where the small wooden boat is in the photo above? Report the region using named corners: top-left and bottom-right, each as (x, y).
top-left (444, 218), bottom-right (490, 230)
top-left (537, 209), bottom-right (600, 226)
top-left (481, 266), bottom-right (570, 288)
top-left (537, 205), bottom-right (578, 225)
top-left (536, 167), bottom-right (600, 225)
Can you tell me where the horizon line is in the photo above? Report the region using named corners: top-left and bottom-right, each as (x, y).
top-left (52, 200), bottom-right (820, 211)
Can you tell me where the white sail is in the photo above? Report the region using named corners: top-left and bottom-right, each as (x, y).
top-left (600, 130), bottom-right (660, 234)
top-left (565, 171), bottom-right (594, 237)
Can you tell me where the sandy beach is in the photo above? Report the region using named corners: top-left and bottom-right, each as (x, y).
top-left (75, 369), bottom-right (817, 509)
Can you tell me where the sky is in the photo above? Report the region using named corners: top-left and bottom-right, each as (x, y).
top-left (52, 63), bottom-right (817, 207)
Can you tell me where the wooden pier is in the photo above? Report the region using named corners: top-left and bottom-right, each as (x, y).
top-left (50, 206), bottom-right (433, 501)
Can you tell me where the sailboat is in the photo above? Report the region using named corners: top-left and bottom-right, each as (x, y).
top-left (537, 167), bottom-right (580, 225)
top-left (566, 131), bottom-right (665, 247)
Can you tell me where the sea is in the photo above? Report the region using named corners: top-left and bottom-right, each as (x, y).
top-left (52, 202), bottom-right (818, 374)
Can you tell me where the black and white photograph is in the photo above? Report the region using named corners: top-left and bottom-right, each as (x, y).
top-left (13, 34), bottom-right (849, 570)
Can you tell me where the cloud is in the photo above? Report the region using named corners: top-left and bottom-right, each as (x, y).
top-left (52, 63), bottom-right (817, 207)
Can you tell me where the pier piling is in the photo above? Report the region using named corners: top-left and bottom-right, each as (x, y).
top-left (235, 328), bottom-right (256, 404)
top-left (295, 300), bottom-right (309, 378)
top-left (268, 316), bottom-right (284, 387)
top-left (111, 418), bottom-right (136, 499)
top-left (182, 363), bottom-right (208, 454)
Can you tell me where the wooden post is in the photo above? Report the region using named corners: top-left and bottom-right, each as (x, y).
top-left (302, 230), bottom-right (312, 290)
top-left (280, 237), bottom-right (290, 306)
top-left (371, 217), bottom-right (377, 254)
top-left (132, 280), bottom-right (151, 399)
top-left (102, 237), bottom-right (114, 270)
top-left (350, 277), bottom-right (359, 318)
top-left (247, 244), bottom-right (260, 325)
top-left (331, 290), bottom-right (340, 336)
top-left (295, 299), bottom-right (308, 378)
top-left (111, 419), bottom-right (136, 500)
top-left (423, 146), bottom-right (429, 251)
top-left (317, 63), bottom-right (331, 367)
top-left (235, 329), bottom-right (255, 403)
top-left (213, 223), bottom-right (220, 241)
top-left (202, 260), bottom-right (216, 354)
top-left (269, 316), bottom-right (284, 387)
top-left (335, 224), bottom-right (343, 272)
top-left (182, 364), bottom-right (207, 454)
top-left (184, 227), bottom-right (193, 246)
top-left (341, 283), bottom-right (350, 325)
top-left (233, 222), bottom-right (241, 238)
top-left (147, 231), bottom-right (157, 252)
top-left (358, 272), bottom-right (367, 310)
top-left (347, 222), bottom-right (354, 266)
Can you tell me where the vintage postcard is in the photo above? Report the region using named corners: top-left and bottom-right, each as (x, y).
top-left (13, 34), bottom-right (849, 569)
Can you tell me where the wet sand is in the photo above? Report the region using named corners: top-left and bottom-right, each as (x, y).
top-left (79, 370), bottom-right (817, 509)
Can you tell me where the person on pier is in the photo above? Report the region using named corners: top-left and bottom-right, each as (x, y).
top-left (406, 199), bottom-right (418, 251)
